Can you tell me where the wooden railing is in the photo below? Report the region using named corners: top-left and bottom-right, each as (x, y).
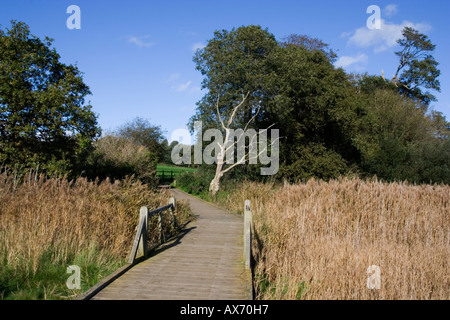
top-left (128, 197), bottom-right (177, 264)
top-left (77, 197), bottom-right (178, 300)
top-left (157, 170), bottom-right (184, 182)
top-left (78, 197), bottom-right (253, 300)
top-left (244, 199), bottom-right (253, 270)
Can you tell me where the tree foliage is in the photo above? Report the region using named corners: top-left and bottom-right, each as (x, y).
top-left (190, 25), bottom-right (450, 188)
top-left (85, 135), bottom-right (158, 187)
top-left (358, 89), bottom-right (450, 183)
top-left (279, 34), bottom-right (337, 63)
top-left (392, 27), bottom-right (441, 108)
top-left (116, 117), bottom-right (165, 162)
top-left (0, 21), bottom-right (100, 175)
top-left (190, 25), bottom-right (278, 131)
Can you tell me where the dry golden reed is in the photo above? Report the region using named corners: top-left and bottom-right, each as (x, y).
top-left (221, 178), bottom-right (449, 300)
top-left (0, 173), bottom-right (190, 277)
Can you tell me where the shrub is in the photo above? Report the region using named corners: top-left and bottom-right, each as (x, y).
top-left (176, 169), bottom-right (215, 196)
top-left (84, 135), bottom-right (158, 187)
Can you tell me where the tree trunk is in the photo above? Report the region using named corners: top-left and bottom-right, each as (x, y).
top-left (209, 173), bottom-right (222, 195)
top-left (209, 155), bottom-right (224, 195)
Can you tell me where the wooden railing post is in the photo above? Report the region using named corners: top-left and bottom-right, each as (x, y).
top-left (169, 197), bottom-right (177, 229)
top-left (128, 206), bottom-right (148, 264)
top-left (128, 197), bottom-right (177, 264)
top-left (244, 200), bottom-right (252, 270)
top-left (158, 212), bottom-right (163, 244)
top-left (138, 206), bottom-right (149, 259)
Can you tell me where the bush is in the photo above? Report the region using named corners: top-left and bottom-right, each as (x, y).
top-left (281, 143), bottom-right (349, 182)
top-left (84, 135), bottom-right (158, 187)
top-left (176, 169), bottom-right (214, 196)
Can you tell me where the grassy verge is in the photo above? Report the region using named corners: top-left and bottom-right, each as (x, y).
top-left (0, 243), bottom-right (123, 300)
top-left (157, 164), bottom-right (198, 186)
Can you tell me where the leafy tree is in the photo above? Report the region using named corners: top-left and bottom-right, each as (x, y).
top-left (266, 43), bottom-right (369, 181)
top-left (359, 89), bottom-right (450, 184)
top-left (0, 21), bottom-right (100, 174)
top-left (189, 25), bottom-right (281, 193)
top-left (190, 25), bottom-right (449, 187)
top-left (85, 135), bottom-right (158, 187)
top-left (116, 117), bottom-right (165, 161)
top-left (191, 25), bottom-right (371, 186)
top-left (354, 74), bottom-right (398, 94)
top-left (391, 27), bottom-right (440, 108)
top-left (279, 34), bottom-right (337, 63)
top-left (160, 139), bottom-right (180, 164)
top-left (190, 25), bottom-right (278, 132)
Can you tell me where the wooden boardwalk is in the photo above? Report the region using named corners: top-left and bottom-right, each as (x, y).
top-left (90, 189), bottom-right (252, 300)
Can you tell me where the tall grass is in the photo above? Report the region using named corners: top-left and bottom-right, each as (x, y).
top-left (215, 178), bottom-right (449, 300)
top-left (0, 171), bottom-right (191, 299)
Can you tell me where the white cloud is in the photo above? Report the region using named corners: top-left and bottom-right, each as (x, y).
top-left (171, 81), bottom-right (201, 94)
top-left (340, 31), bottom-right (353, 38)
top-left (127, 35), bottom-right (155, 48)
top-left (174, 81), bottom-right (192, 92)
top-left (335, 54), bottom-right (368, 69)
top-left (165, 73), bottom-right (180, 83)
top-left (346, 20), bottom-right (431, 53)
top-left (188, 86), bottom-right (202, 94)
top-left (383, 4), bottom-right (398, 18)
top-left (192, 42), bottom-right (206, 52)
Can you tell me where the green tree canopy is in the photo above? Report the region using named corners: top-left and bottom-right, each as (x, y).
top-left (358, 88), bottom-right (450, 184)
top-left (267, 43), bottom-right (369, 181)
top-left (0, 21), bottom-right (100, 174)
top-left (190, 25), bottom-right (278, 132)
top-left (116, 117), bottom-right (165, 161)
top-left (190, 25), bottom-right (370, 183)
top-left (279, 34), bottom-right (337, 63)
top-left (190, 25), bottom-right (449, 186)
top-left (392, 27), bottom-right (441, 108)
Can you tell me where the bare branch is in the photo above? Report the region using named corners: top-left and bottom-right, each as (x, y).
top-left (243, 105), bottom-right (261, 132)
top-left (221, 132), bottom-right (280, 175)
top-left (223, 123), bottom-right (276, 156)
top-left (226, 92), bottom-right (251, 128)
top-left (215, 96), bottom-right (226, 130)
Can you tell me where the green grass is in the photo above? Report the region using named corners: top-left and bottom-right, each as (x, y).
top-left (157, 165), bottom-right (198, 185)
top-left (257, 274), bottom-right (308, 300)
top-left (157, 164), bottom-right (197, 173)
top-left (0, 244), bottom-right (125, 300)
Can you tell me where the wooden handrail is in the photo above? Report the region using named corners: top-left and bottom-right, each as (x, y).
top-left (244, 199), bottom-right (252, 270)
top-left (76, 197), bottom-right (177, 300)
top-left (128, 197), bottom-right (177, 264)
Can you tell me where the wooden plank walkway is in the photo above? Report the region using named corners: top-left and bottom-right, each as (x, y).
top-left (91, 189), bottom-right (252, 300)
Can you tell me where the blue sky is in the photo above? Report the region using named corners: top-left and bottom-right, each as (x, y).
top-left (1, 0), bottom-right (449, 142)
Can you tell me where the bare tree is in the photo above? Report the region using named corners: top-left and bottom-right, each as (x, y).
top-left (208, 93), bottom-right (278, 195)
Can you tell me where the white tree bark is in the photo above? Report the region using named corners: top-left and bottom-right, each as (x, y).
top-left (208, 93), bottom-right (277, 195)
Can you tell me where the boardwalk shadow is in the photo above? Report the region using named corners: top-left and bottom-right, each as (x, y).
top-left (146, 225), bottom-right (197, 259)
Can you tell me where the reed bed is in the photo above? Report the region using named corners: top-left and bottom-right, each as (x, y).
top-left (0, 172), bottom-right (191, 299)
top-left (218, 178), bottom-right (449, 300)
